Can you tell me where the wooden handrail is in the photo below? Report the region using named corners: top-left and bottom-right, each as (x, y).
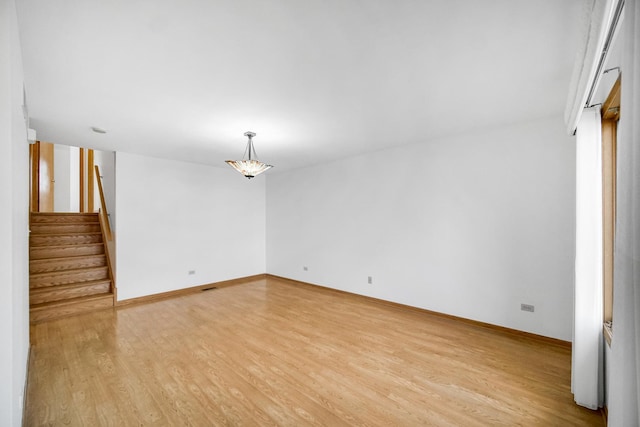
top-left (94, 165), bottom-right (113, 241)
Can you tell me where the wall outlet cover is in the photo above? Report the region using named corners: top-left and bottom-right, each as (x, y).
top-left (521, 303), bottom-right (535, 312)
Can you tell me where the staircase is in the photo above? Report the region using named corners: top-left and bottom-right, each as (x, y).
top-left (29, 212), bottom-right (114, 323)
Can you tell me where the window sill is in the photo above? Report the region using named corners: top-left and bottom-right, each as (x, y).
top-left (603, 323), bottom-right (613, 347)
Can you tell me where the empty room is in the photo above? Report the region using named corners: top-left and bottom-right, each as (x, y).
top-left (2, 0), bottom-right (639, 425)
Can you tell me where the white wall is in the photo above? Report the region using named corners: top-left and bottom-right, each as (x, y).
top-left (266, 117), bottom-right (576, 341)
top-left (53, 143), bottom-right (71, 211)
top-left (115, 152), bottom-right (266, 300)
top-left (0, 0), bottom-right (30, 425)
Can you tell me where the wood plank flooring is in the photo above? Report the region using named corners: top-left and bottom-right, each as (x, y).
top-left (25, 277), bottom-right (603, 426)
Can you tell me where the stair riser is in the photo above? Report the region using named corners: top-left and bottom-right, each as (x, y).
top-left (30, 295), bottom-right (114, 323)
top-left (30, 282), bottom-right (111, 305)
top-left (30, 255), bottom-right (107, 274)
top-left (31, 224), bottom-right (101, 234)
top-left (31, 268), bottom-right (109, 288)
top-left (30, 214), bottom-right (99, 224)
top-left (30, 244), bottom-right (104, 260)
top-left (30, 234), bottom-right (103, 247)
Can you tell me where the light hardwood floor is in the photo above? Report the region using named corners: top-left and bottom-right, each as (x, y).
top-left (26, 277), bottom-right (604, 426)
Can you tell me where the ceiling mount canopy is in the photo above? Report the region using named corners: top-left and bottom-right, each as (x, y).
top-left (225, 131), bottom-right (273, 179)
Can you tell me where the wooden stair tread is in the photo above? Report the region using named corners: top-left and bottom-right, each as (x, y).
top-left (30, 213), bottom-right (100, 223)
top-left (30, 265), bottom-right (108, 278)
top-left (30, 253), bottom-right (106, 260)
top-left (30, 253), bottom-right (106, 265)
top-left (30, 224), bottom-right (101, 232)
top-left (30, 242), bottom-right (104, 250)
top-left (30, 254), bottom-right (106, 273)
top-left (30, 278), bottom-right (111, 293)
top-left (29, 243), bottom-right (105, 260)
top-left (31, 293), bottom-right (113, 309)
top-left (30, 266), bottom-right (110, 289)
top-left (30, 293), bottom-right (114, 323)
top-left (30, 233), bottom-right (104, 247)
top-left (31, 222), bottom-right (99, 225)
top-left (30, 231), bottom-right (102, 237)
top-left (30, 212), bottom-right (99, 216)
top-left (31, 212), bottom-right (98, 215)
top-left (31, 218), bottom-right (98, 221)
top-left (30, 280), bottom-right (112, 305)
top-left (30, 232), bottom-right (103, 240)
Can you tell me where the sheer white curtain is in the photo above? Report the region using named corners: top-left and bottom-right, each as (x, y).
top-left (608, 0), bottom-right (640, 424)
top-left (572, 106), bottom-right (604, 409)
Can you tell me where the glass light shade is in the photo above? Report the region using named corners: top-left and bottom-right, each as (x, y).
top-left (226, 131), bottom-right (273, 179)
top-left (225, 159), bottom-right (273, 179)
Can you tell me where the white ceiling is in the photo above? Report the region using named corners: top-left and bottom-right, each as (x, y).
top-left (16, 0), bottom-right (585, 173)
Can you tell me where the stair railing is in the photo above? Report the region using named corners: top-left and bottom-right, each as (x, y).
top-left (94, 164), bottom-right (116, 300)
top-left (94, 165), bottom-right (113, 241)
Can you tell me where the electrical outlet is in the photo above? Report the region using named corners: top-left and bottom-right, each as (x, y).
top-left (188, 270), bottom-right (196, 275)
top-left (368, 276), bottom-right (373, 284)
top-left (521, 303), bottom-right (535, 312)
top-left (303, 266), bottom-right (308, 271)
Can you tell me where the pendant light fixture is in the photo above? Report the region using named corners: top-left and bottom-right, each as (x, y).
top-left (225, 131), bottom-right (274, 179)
